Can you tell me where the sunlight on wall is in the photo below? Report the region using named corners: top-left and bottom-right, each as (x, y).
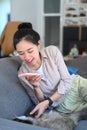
top-left (0, 0), bottom-right (10, 35)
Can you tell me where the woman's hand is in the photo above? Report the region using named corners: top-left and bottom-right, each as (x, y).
top-left (18, 73), bottom-right (43, 86)
top-left (30, 100), bottom-right (49, 118)
top-left (19, 73), bottom-right (44, 101)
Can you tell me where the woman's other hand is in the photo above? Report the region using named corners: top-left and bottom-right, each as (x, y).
top-left (30, 100), bottom-right (49, 118)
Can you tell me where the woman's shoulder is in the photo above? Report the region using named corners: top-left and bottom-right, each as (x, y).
top-left (43, 45), bottom-right (60, 53)
top-left (43, 45), bottom-right (60, 55)
top-left (41, 45), bottom-right (61, 59)
top-left (45, 45), bottom-right (58, 50)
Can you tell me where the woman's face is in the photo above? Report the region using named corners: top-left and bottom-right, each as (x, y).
top-left (16, 40), bottom-right (41, 69)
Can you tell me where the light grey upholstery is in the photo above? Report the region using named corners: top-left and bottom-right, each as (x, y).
top-left (0, 56), bottom-right (33, 119)
top-left (65, 56), bottom-right (87, 78)
top-left (0, 118), bottom-right (50, 130)
top-left (0, 56), bottom-right (87, 130)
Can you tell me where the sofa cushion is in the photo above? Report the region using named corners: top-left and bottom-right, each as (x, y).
top-left (0, 56), bottom-right (34, 119)
top-left (67, 66), bottom-right (78, 75)
top-left (74, 120), bottom-right (87, 130)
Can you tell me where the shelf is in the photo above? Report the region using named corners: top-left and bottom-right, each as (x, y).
top-left (43, 13), bottom-right (61, 17)
top-left (63, 0), bottom-right (87, 26)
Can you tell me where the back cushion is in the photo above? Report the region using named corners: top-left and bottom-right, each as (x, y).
top-left (0, 56), bottom-right (33, 119)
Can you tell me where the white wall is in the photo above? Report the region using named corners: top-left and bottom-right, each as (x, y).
top-left (10, 0), bottom-right (43, 42)
top-left (10, 0), bottom-right (37, 32)
top-left (10, 0), bottom-right (37, 27)
top-left (9, 0), bottom-right (64, 50)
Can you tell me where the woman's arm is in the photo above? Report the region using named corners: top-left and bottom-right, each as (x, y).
top-left (33, 85), bottom-right (44, 101)
top-left (30, 90), bottom-right (63, 118)
top-left (54, 46), bottom-right (73, 94)
top-left (19, 73), bottom-right (44, 101)
top-left (50, 91), bottom-right (63, 102)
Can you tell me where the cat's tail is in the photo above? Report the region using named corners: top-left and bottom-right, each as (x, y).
top-left (69, 108), bottom-right (87, 125)
top-left (78, 108), bottom-right (87, 120)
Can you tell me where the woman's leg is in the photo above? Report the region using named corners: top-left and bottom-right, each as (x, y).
top-left (78, 76), bottom-right (87, 102)
top-left (56, 76), bottom-right (87, 113)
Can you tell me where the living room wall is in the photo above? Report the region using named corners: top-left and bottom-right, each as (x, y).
top-left (10, 0), bottom-right (42, 36)
top-left (10, 0), bottom-right (43, 44)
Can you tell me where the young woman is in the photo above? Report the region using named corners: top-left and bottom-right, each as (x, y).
top-left (13, 23), bottom-right (87, 118)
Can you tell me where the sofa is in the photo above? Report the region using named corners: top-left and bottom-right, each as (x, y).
top-left (0, 56), bottom-right (87, 130)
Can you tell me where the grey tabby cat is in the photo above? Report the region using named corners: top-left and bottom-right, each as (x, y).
top-left (15, 109), bottom-right (87, 130)
top-left (28, 111), bottom-right (76, 130)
